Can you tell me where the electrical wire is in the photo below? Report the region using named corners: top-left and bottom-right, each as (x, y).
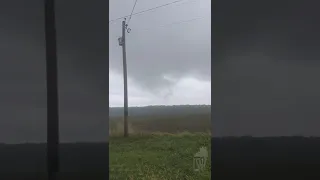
top-left (127, 0), bottom-right (139, 26)
top-left (137, 16), bottom-right (208, 32)
top-left (109, 0), bottom-right (188, 23)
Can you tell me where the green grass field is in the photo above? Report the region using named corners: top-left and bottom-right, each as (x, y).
top-left (109, 115), bottom-right (211, 180)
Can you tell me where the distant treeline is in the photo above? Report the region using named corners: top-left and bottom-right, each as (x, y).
top-left (109, 105), bottom-right (211, 117)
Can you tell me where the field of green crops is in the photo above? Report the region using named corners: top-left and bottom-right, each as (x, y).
top-left (109, 115), bottom-right (211, 179)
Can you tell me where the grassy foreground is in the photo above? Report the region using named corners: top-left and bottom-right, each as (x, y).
top-left (109, 115), bottom-right (211, 179)
top-left (109, 133), bottom-right (211, 180)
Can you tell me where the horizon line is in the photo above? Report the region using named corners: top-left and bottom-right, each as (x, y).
top-left (109, 104), bottom-right (211, 108)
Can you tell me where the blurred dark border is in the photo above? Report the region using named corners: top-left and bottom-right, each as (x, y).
top-left (211, 137), bottom-right (320, 178)
top-left (0, 0), bottom-right (110, 179)
top-left (212, 0), bottom-right (320, 178)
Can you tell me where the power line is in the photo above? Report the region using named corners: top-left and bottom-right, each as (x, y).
top-left (158, 16), bottom-right (207, 28)
top-left (137, 16), bottom-right (208, 32)
top-left (109, 0), bottom-right (188, 23)
top-left (127, 0), bottom-right (139, 26)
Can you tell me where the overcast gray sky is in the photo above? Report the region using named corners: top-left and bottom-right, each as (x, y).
top-left (0, 0), bottom-right (210, 143)
top-left (3, 0), bottom-right (320, 142)
top-left (109, 0), bottom-right (211, 106)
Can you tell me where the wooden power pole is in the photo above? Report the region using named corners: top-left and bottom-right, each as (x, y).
top-left (118, 20), bottom-right (129, 137)
top-left (44, 0), bottom-right (59, 179)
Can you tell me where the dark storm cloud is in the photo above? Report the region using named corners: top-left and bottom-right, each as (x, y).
top-left (0, 0), bottom-right (108, 143)
top-left (213, 0), bottom-right (320, 136)
top-left (109, 0), bottom-right (211, 90)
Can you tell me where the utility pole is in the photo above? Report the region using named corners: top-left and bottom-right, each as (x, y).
top-left (118, 20), bottom-right (129, 137)
top-left (44, 0), bottom-right (59, 179)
